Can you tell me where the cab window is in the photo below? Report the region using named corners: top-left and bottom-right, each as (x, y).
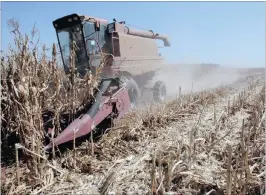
top-left (99, 24), bottom-right (107, 48)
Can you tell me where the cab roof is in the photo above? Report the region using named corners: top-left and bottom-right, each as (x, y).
top-left (53, 13), bottom-right (108, 25)
top-left (53, 13), bottom-right (108, 30)
top-left (79, 14), bottom-right (108, 24)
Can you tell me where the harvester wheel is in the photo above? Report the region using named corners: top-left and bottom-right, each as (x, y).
top-left (120, 77), bottom-right (140, 109)
top-left (153, 80), bottom-right (167, 103)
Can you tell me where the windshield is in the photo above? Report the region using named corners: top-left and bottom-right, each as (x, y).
top-left (57, 24), bottom-right (88, 75)
top-left (84, 22), bottom-right (107, 68)
top-left (84, 22), bottom-right (98, 55)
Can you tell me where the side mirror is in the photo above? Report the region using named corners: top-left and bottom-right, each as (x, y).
top-left (95, 21), bottom-right (100, 31)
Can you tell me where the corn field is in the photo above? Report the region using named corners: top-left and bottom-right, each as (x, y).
top-left (1, 19), bottom-right (265, 195)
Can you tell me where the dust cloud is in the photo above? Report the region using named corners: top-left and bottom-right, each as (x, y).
top-left (152, 64), bottom-right (243, 101)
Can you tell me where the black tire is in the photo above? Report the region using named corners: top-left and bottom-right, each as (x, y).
top-left (153, 80), bottom-right (167, 103)
top-left (120, 77), bottom-right (140, 109)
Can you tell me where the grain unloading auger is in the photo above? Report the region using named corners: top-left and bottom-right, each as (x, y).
top-left (44, 13), bottom-right (170, 150)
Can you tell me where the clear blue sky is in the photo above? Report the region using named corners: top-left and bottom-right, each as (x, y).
top-left (2, 1), bottom-right (265, 67)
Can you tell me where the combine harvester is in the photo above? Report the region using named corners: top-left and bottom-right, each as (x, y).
top-left (45, 13), bottom-right (171, 150)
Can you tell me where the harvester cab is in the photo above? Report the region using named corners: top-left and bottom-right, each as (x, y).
top-left (45, 13), bottom-right (171, 150)
top-left (53, 14), bottom-right (108, 76)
